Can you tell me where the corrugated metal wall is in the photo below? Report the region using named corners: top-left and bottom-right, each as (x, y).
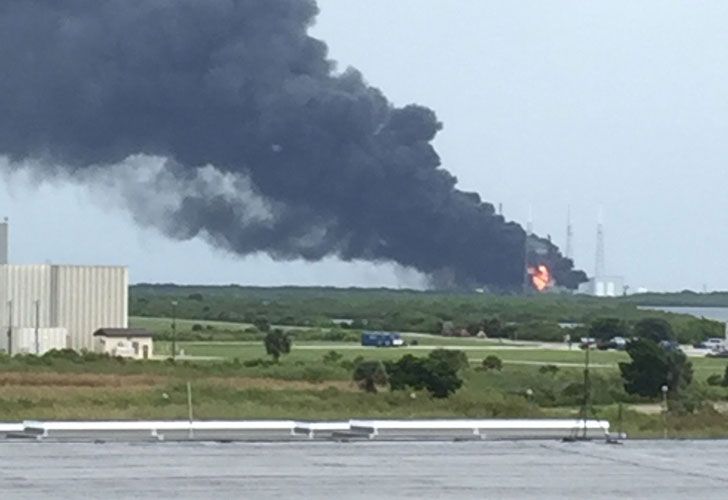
top-left (0, 264), bottom-right (128, 352)
top-left (0, 327), bottom-right (68, 355)
top-left (51, 266), bottom-right (128, 351)
top-left (2, 265), bottom-right (53, 328)
top-left (0, 222), bottom-right (7, 265)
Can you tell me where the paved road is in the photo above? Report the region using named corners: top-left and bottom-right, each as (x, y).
top-left (1, 440), bottom-right (727, 499)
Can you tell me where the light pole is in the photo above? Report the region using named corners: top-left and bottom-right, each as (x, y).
top-left (171, 300), bottom-right (178, 360)
top-left (581, 341), bottom-right (591, 440)
top-left (661, 384), bottom-right (669, 439)
top-left (34, 300), bottom-right (40, 355)
top-left (7, 300), bottom-right (13, 356)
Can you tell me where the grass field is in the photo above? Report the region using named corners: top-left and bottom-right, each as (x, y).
top-left (156, 340), bottom-right (727, 380)
top-left (0, 315), bottom-right (722, 436)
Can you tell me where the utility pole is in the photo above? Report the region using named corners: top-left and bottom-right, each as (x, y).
top-left (171, 300), bottom-right (178, 360)
top-left (581, 342), bottom-right (591, 440)
top-left (34, 300), bottom-right (40, 355)
top-left (7, 300), bottom-right (13, 356)
top-left (661, 385), bottom-right (669, 439)
top-left (187, 381), bottom-right (194, 440)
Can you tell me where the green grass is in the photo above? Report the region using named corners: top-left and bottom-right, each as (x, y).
top-left (131, 316), bottom-right (254, 332)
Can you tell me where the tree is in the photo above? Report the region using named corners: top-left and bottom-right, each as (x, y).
top-left (353, 360), bottom-right (389, 393)
top-left (482, 355), bottom-right (503, 371)
top-left (254, 317), bottom-right (271, 333)
top-left (619, 338), bottom-right (692, 400)
top-left (263, 329), bottom-right (291, 362)
top-left (428, 349), bottom-right (469, 372)
top-left (385, 354), bottom-right (463, 398)
top-left (633, 318), bottom-right (673, 343)
top-left (589, 318), bottom-right (630, 341)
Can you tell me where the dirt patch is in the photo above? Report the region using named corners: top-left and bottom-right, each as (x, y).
top-left (0, 372), bottom-right (355, 392)
top-left (203, 377), bottom-right (356, 392)
top-left (0, 372), bottom-right (166, 388)
top-left (628, 404), bottom-right (664, 415)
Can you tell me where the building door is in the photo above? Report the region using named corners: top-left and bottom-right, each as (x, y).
top-left (142, 344), bottom-right (149, 360)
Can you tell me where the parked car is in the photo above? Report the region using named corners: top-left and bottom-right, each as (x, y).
top-left (609, 336), bottom-right (628, 350)
top-left (658, 340), bottom-right (681, 352)
top-left (579, 337), bottom-right (597, 349)
top-left (695, 338), bottom-right (725, 350)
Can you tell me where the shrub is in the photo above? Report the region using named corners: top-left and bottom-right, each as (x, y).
top-left (352, 360), bottom-right (389, 393)
top-left (191, 324), bottom-right (204, 332)
top-left (385, 354), bottom-right (462, 398)
top-left (42, 349), bottom-right (83, 363)
top-left (254, 317), bottom-right (271, 333)
top-left (706, 374), bottom-right (723, 387)
top-left (538, 364), bottom-right (560, 376)
top-left (243, 358), bottom-right (274, 368)
top-left (322, 351), bottom-right (343, 365)
top-left (427, 349), bottom-right (468, 372)
top-left (303, 367), bottom-right (328, 384)
top-left (482, 355), bottom-right (503, 371)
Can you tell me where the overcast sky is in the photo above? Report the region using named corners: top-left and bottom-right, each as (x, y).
top-left (1, 1), bottom-right (727, 291)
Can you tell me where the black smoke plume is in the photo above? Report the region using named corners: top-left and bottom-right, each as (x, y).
top-left (0, 0), bottom-right (586, 290)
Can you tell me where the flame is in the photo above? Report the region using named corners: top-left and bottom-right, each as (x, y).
top-left (528, 264), bottom-right (553, 292)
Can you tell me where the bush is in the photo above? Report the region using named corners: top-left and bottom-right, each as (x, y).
top-left (352, 360), bottom-right (388, 393)
top-left (427, 349), bottom-right (468, 372)
top-left (385, 354), bottom-right (463, 398)
top-left (706, 374), bottom-right (723, 387)
top-left (254, 317), bottom-right (271, 333)
top-left (191, 324), bottom-right (204, 332)
top-left (482, 355), bottom-right (503, 371)
top-left (302, 367), bottom-right (329, 384)
top-left (242, 358), bottom-right (274, 368)
top-left (538, 364), bottom-right (560, 376)
top-left (322, 351), bottom-right (343, 365)
top-left (42, 349), bottom-right (83, 363)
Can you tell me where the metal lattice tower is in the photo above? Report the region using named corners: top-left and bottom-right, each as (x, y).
top-left (595, 208), bottom-right (605, 277)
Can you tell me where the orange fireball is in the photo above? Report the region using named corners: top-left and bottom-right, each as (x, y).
top-left (528, 265), bottom-right (553, 292)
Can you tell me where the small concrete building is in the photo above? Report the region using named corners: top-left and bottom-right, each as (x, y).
top-left (93, 328), bottom-right (154, 360)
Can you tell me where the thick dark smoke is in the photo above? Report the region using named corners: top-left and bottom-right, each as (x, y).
top-left (0, 0), bottom-right (586, 290)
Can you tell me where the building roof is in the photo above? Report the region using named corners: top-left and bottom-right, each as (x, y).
top-left (93, 328), bottom-right (153, 338)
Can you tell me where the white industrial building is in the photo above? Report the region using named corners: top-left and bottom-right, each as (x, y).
top-left (578, 276), bottom-right (625, 298)
top-left (0, 220), bottom-right (128, 354)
